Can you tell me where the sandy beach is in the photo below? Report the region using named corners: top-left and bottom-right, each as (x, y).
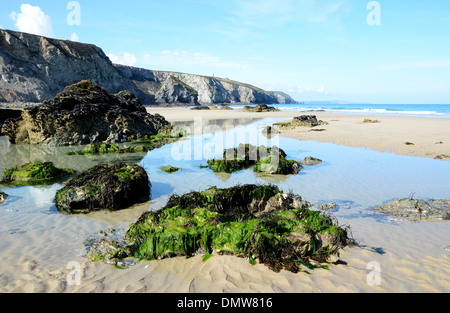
top-left (1, 107), bottom-right (450, 294)
top-left (147, 107), bottom-right (450, 161)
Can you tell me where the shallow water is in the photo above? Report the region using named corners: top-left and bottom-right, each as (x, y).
top-left (0, 117), bottom-right (449, 292)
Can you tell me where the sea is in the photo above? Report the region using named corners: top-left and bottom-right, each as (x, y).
top-left (229, 103), bottom-right (450, 119)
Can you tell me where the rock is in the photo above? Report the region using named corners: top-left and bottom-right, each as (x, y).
top-left (160, 165), bottom-right (180, 173)
top-left (292, 115), bottom-right (329, 127)
top-left (1, 162), bottom-right (74, 186)
top-left (242, 104), bottom-right (280, 112)
top-left (88, 185), bottom-right (350, 273)
top-left (274, 115), bottom-right (329, 129)
top-left (302, 157), bottom-right (323, 166)
top-left (220, 106), bottom-right (234, 110)
top-left (190, 106), bottom-right (210, 110)
top-left (262, 126), bottom-right (279, 139)
top-left (207, 144), bottom-right (303, 175)
top-left (362, 119), bottom-right (381, 124)
top-left (0, 29), bottom-right (294, 106)
top-left (1, 80), bottom-right (170, 146)
top-left (67, 143), bottom-right (150, 155)
top-left (372, 198), bottom-right (450, 222)
top-left (0, 192), bottom-right (7, 204)
top-left (54, 163), bottom-right (150, 214)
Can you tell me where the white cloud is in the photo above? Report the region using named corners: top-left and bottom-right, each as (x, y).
top-left (107, 53), bottom-right (138, 67)
top-left (10, 4), bottom-right (54, 37)
top-left (70, 32), bottom-right (79, 42)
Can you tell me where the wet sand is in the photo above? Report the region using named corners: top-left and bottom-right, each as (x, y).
top-left (147, 107), bottom-right (450, 161)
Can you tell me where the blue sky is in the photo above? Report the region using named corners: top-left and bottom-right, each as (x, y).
top-left (1, 0), bottom-right (450, 104)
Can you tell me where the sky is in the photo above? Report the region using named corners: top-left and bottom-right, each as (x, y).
top-left (1, 0), bottom-right (450, 104)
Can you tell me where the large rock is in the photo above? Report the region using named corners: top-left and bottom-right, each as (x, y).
top-left (86, 185), bottom-right (351, 273)
top-left (206, 144), bottom-right (303, 175)
top-left (1, 80), bottom-right (170, 146)
top-left (242, 104), bottom-right (280, 112)
top-left (1, 162), bottom-right (74, 186)
top-left (54, 163), bottom-right (151, 214)
top-left (372, 198), bottom-right (450, 222)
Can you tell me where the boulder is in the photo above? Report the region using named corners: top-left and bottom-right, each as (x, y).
top-left (274, 115), bottom-right (329, 129)
top-left (54, 163), bottom-right (150, 214)
top-left (302, 157), bottom-right (323, 166)
top-left (242, 104), bottom-right (280, 112)
top-left (1, 81), bottom-right (170, 146)
top-left (87, 185), bottom-right (351, 273)
top-left (0, 192), bottom-right (8, 204)
top-left (1, 162), bottom-right (74, 186)
top-left (372, 198), bottom-right (450, 222)
top-left (207, 144), bottom-right (303, 175)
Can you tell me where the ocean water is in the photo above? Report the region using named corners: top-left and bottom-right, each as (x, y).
top-left (0, 117), bottom-right (450, 282)
top-left (229, 103), bottom-right (450, 119)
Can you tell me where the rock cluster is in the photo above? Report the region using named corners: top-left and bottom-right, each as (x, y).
top-left (1, 80), bottom-right (170, 146)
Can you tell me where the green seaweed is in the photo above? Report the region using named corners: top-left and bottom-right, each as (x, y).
top-left (1, 162), bottom-right (74, 186)
top-left (206, 144), bottom-right (302, 175)
top-left (97, 185), bottom-right (350, 273)
top-left (160, 165), bottom-right (180, 173)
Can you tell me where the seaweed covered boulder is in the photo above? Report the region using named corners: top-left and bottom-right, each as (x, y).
top-left (274, 115), bottom-right (329, 130)
top-left (88, 185), bottom-right (351, 273)
top-left (207, 144), bottom-right (303, 175)
top-left (1, 80), bottom-right (170, 146)
top-left (242, 104), bottom-right (280, 113)
top-left (1, 162), bottom-right (74, 186)
top-left (55, 163), bottom-right (150, 214)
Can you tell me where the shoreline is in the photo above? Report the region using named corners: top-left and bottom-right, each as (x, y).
top-left (147, 107), bottom-right (450, 161)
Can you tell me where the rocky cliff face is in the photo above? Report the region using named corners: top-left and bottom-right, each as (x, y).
top-left (0, 29), bottom-right (296, 106)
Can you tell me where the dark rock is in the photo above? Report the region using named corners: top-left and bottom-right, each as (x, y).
top-left (242, 104), bottom-right (280, 113)
top-left (292, 115), bottom-right (329, 127)
top-left (1, 81), bottom-right (170, 146)
top-left (54, 163), bottom-right (150, 214)
top-left (0, 191), bottom-right (8, 204)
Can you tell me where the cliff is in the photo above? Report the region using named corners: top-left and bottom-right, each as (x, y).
top-left (0, 29), bottom-right (296, 106)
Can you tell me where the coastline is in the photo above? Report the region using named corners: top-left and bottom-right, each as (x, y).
top-left (147, 107), bottom-right (450, 161)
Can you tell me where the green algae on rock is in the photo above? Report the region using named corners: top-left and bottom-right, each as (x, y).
top-left (160, 165), bottom-right (180, 173)
top-left (88, 185), bottom-right (351, 273)
top-left (54, 163), bottom-right (150, 214)
top-left (206, 144), bottom-right (303, 175)
top-left (1, 162), bottom-right (74, 186)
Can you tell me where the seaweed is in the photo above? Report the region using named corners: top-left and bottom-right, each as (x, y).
top-left (206, 144), bottom-right (303, 175)
top-left (1, 162), bottom-right (74, 186)
top-left (92, 185), bottom-right (351, 273)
